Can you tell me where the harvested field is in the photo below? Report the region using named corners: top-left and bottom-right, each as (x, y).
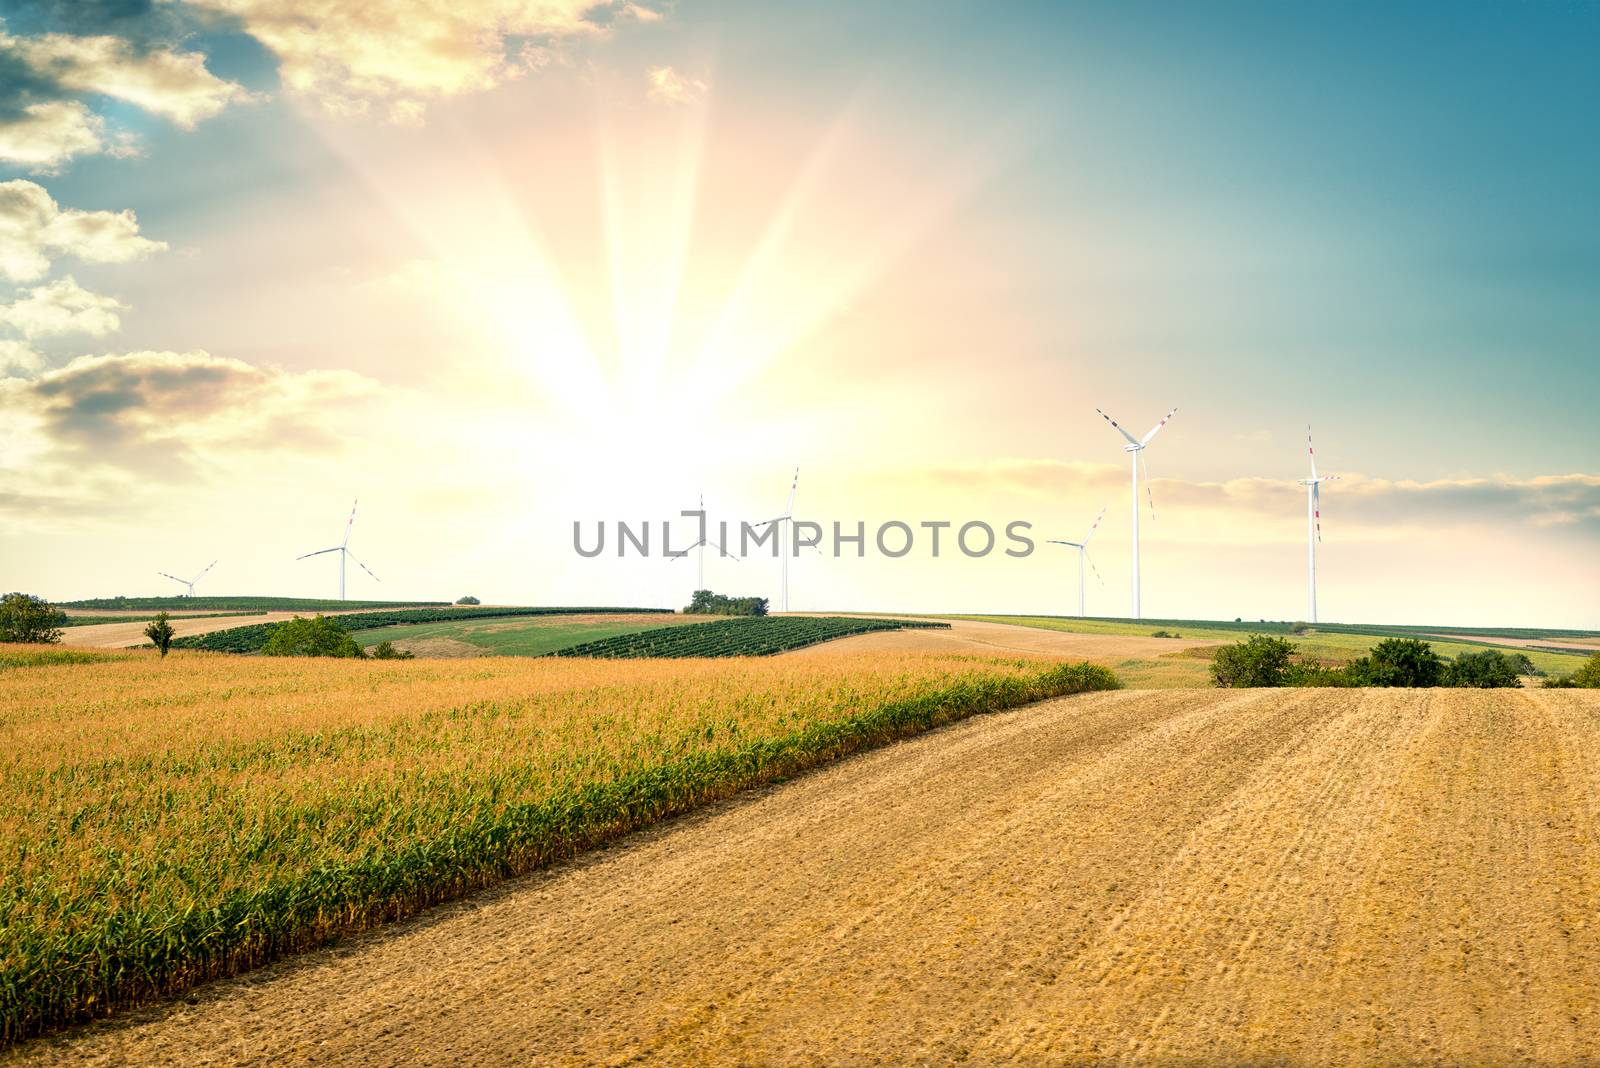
top-left (791, 615), bottom-right (1222, 686)
top-left (17, 686), bottom-right (1600, 1066)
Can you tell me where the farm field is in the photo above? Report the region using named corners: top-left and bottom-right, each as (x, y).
top-left (552, 616), bottom-right (950, 658)
top-left (57, 596), bottom-right (446, 613)
top-left (792, 615), bottom-right (1223, 687)
top-left (0, 647), bottom-right (1112, 1043)
top-left (17, 685), bottom-right (1600, 1066)
top-left (356, 613), bottom-right (711, 657)
top-left (954, 614), bottom-right (1594, 677)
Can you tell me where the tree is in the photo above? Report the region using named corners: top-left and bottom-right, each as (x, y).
top-left (1571, 652), bottom-right (1600, 688)
top-left (369, 640), bottom-right (415, 660)
top-left (1211, 634), bottom-right (1296, 688)
top-left (684, 589), bottom-right (769, 616)
top-left (455, 595), bottom-right (481, 605)
top-left (0, 592), bottom-right (64, 644)
top-left (260, 615), bottom-right (365, 658)
top-left (1443, 650), bottom-right (1522, 688)
top-left (1346, 638), bottom-right (1443, 687)
top-left (144, 612), bottom-right (175, 658)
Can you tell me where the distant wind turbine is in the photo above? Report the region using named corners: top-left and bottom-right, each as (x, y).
top-left (157, 560), bottom-right (216, 598)
top-left (1297, 426), bottom-right (1340, 624)
top-left (752, 468), bottom-right (804, 612)
top-left (296, 499), bottom-right (379, 600)
top-left (1097, 405), bottom-right (1177, 619)
top-left (1046, 506), bottom-right (1107, 617)
top-left (672, 492), bottom-right (740, 592)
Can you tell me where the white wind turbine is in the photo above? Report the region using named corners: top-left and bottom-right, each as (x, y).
top-left (296, 499), bottom-right (380, 600)
top-left (1297, 426), bottom-right (1339, 624)
top-left (1096, 405), bottom-right (1177, 619)
top-left (157, 560), bottom-right (216, 598)
top-left (671, 492), bottom-right (740, 593)
top-left (1046, 506), bottom-right (1107, 617)
top-left (752, 468), bottom-right (803, 613)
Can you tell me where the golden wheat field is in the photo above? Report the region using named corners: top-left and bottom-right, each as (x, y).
top-left (0, 647), bottom-right (1114, 1045)
top-left (13, 684), bottom-right (1600, 1067)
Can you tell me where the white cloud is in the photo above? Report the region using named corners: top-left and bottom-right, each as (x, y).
top-left (0, 180), bottom-right (168, 283)
top-left (0, 338), bottom-right (43, 376)
top-left (181, 0), bottom-right (662, 118)
top-left (0, 276), bottom-right (126, 338)
top-left (1, 29), bottom-right (251, 130)
top-left (0, 101), bottom-right (114, 173)
top-left (646, 65), bottom-right (706, 106)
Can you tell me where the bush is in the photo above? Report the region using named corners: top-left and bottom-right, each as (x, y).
top-left (1443, 650), bottom-right (1522, 688)
top-left (684, 589), bottom-right (769, 616)
top-left (1151, 630), bottom-right (1181, 638)
top-left (1289, 621), bottom-right (1311, 635)
top-left (1211, 635), bottom-right (1296, 688)
top-left (144, 612), bottom-right (175, 658)
top-left (260, 615), bottom-right (365, 658)
top-left (0, 592), bottom-right (64, 644)
top-left (1572, 652), bottom-right (1600, 688)
top-left (1283, 659), bottom-right (1357, 687)
top-left (1346, 638), bottom-right (1443, 687)
top-left (369, 640), bottom-right (415, 660)
top-left (455, 596), bottom-right (481, 605)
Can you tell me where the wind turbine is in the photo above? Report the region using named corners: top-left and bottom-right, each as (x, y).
top-left (1297, 426), bottom-right (1339, 624)
top-left (157, 560), bottom-right (216, 598)
top-left (1046, 506), bottom-right (1107, 617)
top-left (672, 493), bottom-right (740, 593)
top-left (753, 468), bottom-right (802, 613)
top-left (296, 499), bottom-right (379, 600)
top-left (1097, 406), bottom-right (1177, 619)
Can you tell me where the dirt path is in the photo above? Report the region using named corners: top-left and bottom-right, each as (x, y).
top-left (14, 688), bottom-right (1600, 1066)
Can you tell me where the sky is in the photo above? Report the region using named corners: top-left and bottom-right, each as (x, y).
top-left (0, 0), bottom-right (1595, 627)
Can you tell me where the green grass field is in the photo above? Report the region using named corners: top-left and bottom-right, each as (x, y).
top-left (357, 614), bottom-right (709, 656)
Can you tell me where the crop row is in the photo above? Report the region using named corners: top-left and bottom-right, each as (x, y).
top-left (550, 616), bottom-right (950, 658)
top-left (0, 653), bottom-right (1118, 1042)
top-left (170, 606), bottom-right (672, 653)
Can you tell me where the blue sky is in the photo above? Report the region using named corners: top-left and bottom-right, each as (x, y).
top-left (0, 1), bottom-right (1595, 623)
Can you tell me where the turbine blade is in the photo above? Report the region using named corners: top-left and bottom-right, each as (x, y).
top-left (1082, 505), bottom-right (1107, 546)
top-left (751, 515), bottom-right (788, 529)
top-left (157, 572), bottom-right (187, 584)
top-left (706, 538), bottom-right (742, 561)
top-left (343, 498), bottom-right (358, 547)
top-left (194, 560), bottom-right (217, 582)
top-left (1084, 548), bottom-right (1105, 586)
top-left (1141, 453), bottom-right (1157, 521)
top-left (296, 547), bottom-right (341, 560)
top-left (1097, 408), bottom-right (1140, 447)
top-left (1314, 481), bottom-right (1323, 543)
top-left (347, 551), bottom-right (381, 582)
top-left (1140, 406), bottom-right (1178, 446)
top-left (783, 467), bottom-right (799, 517)
top-left (1045, 539), bottom-right (1082, 546)
top-left (1307, 425), bottom-right (1318, 480)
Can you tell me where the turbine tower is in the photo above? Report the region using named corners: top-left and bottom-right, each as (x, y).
top-left (1297, 426), bottom-right (1340, 624)
top-left (1096, 406), bottom-right (1177, 619)
top-left (157, 560), bottom-right (216, 598)
top-left (296, 499), bottom-right (380, 600)
top-left (753, 468), bottom-right (801, 613)
top-left (1046, 506), bottom-right (1107, 617)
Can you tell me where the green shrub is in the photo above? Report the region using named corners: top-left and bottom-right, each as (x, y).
top-left (1346, 638), bottom-right (1444, 687)
top-left (1283, 659), bottom-right (1356, 687)
top-left (0, 593), bottom-right (64, 645)
top-left (1289, 621), bottom-right (1311, 635)
top-left (369, 640), bottom-right (414, 660)
top-left (1210, 635), bottom-right (1296, 688)
top-left (260, 615), bottom-right (365, 658)
top-left (144, 612), bottom-right (175, 658)
top-left (1572, 652), bottom-right (1600, 688)
top-left (1443, 650), bottom-right (1522, 688)
top-left (1151, 630), bottom-right (1181, 638)
top-left (455, 596), bottom-right (481, 605)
